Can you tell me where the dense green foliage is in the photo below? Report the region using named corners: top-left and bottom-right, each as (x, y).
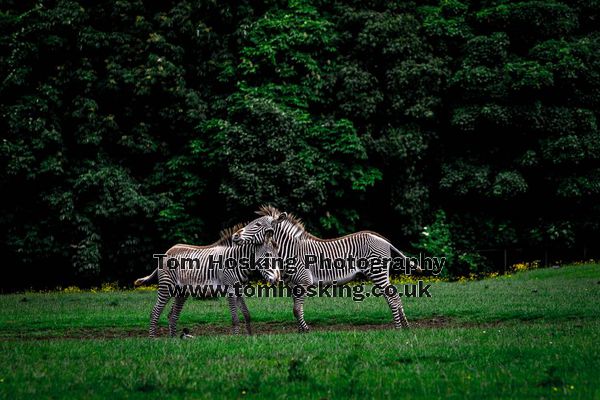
top-left (1, 0), bottom-right (599, 286)
top-left (1, 265), bottom-right (599, 398)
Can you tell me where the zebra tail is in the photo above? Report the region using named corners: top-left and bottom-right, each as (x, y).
top-left (389, 243), bottom-right (423, 273)
top-left (134, 268), bottom-right (158, 286)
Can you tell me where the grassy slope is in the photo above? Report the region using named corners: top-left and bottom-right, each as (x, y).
top-left (0, 264), bottom-right (599, 399)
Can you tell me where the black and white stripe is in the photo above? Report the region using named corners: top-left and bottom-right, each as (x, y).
top-left (135, 234), bottom-right (280, 337)
top-left (234, 207), bottom-right (413, 331)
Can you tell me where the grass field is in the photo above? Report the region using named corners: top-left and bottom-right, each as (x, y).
top-left (1, 264), bottom-right (599, 399)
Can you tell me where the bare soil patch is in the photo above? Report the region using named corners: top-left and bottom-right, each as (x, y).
top-left (0, 317), bottom-right (504, 341)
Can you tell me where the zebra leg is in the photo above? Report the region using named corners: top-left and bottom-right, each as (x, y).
top-left (292, 290), bottom-right (310, 333)
top-left (228, 296), bottom-right (241, 335)
top-left (237, 297), bottom-right (252, 335)
top-left (149, 288), bottom-right (170, 337)
top-left (368, 272), bottom-right (409, 328)
top-left (168, 296), bottom-right (187, 337)
top-left (381, 285), bottom-right (409, 329)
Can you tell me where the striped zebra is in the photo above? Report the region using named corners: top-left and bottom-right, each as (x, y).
top-left (135, 225), bottom-right (280, 337)
top-left (232, 206), bottom-right (417, 331)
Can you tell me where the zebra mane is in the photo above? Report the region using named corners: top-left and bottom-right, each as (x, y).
top-left (256, 205), bottom-right (306, 231)
top-left (256, 205), bottom-right (393, 243)
top-left (216, 222), bottom-right (246, 245)
top-left (170, 222), bottom-right (247, 251)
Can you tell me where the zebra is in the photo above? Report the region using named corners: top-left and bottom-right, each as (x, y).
top-left (134, 225), bottom-right (281, 337)
top-left (232, 206), bottom-right (418, 331)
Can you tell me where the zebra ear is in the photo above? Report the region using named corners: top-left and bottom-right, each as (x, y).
top-left (276, 212), bottom-right (287, 222)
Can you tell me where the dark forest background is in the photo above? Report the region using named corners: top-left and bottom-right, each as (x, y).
top-left (1, 0), bottom-right (599, 289)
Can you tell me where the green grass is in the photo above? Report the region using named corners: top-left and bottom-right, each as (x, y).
top-left (1, 264), bottom-right (599, 399)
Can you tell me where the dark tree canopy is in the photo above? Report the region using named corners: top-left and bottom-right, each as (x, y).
top-left (1, 0), bottom-right (599, 288)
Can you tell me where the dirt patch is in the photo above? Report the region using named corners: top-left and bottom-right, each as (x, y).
top-left (0, 317), bottom-right (504, 341)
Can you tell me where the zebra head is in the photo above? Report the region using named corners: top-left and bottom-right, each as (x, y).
top-left (231, 212), bottom-right (287, 245)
